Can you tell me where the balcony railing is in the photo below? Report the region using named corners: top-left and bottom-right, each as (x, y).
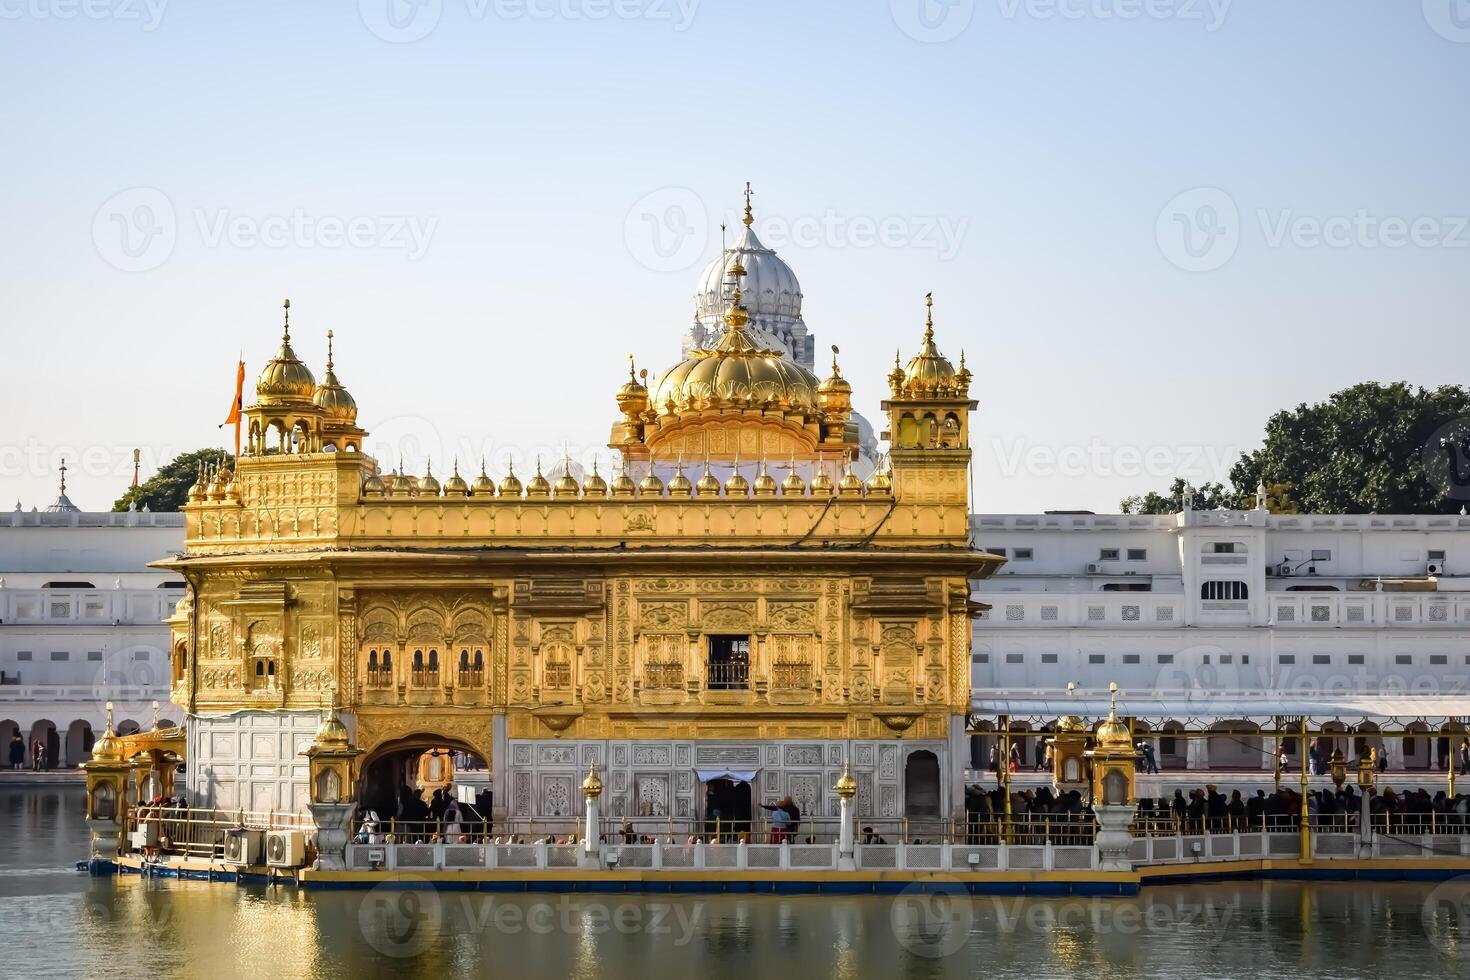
top-left (542, 663), bottom-right (572, 689)
top-left (770, 661), bottom-right (813, 690)
top-left (410, 666), bottom-right (440, 688)
top-left (706, 660), bottom-right (749, 691)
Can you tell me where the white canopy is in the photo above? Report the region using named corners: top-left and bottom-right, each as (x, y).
top-left (695, 769), bottom-right (759, 783)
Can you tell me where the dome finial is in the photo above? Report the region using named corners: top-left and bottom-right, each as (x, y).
top-left (924, 292), bottom-right (935, 344)
top-left (742, 180), bottom-right (754, 227)
top-left (830, 344), bottom-right (841, 377)
top-left (326, 329), bottom-right (335, 371)
top-left (58, 457), bottom-right (66, 496)
top-left (628, 353), bottom-right (637, 382)
top-left (282, 298), bottom-right (292, 344)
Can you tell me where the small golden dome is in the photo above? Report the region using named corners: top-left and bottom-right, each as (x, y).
top-left (552, 458), bottom-right (580, 498)
top-left (865, 461), bottom-right (892, 495)
top-left (838, 462), bottom-right (864, 496)
top-left (1096, 715), bottom-right (1132, 749)
top-left (817, 347), bottom-right (853, 414)
top-left (724, 462), bottom-right (750, 497)
top-left (499, 464), bottom-right (524, 498)
top-left (582, 460), bottom-right (608, 497)
top-left (362, 471), bottom-right (386, 497)
top-left (833, 761), bottom-right (857, 799)
top-left (616, 356), bottom-right (649, 416)
top-left (893, 294), bottom-right (963, 397)
top-left (526, 461), bottom-right (551, 498)
top-left (443, 461), bottom-right (469, 497)
top-left (610, 464), bottom-right (636, 497)
top-left (781, 460), bottom-right (806, 496)
top-left (419, 461), bottom-right (441, 497)
top-left (188, 465), bottom-right (207, 502)
top-left (312, 331), bottom-right (357, 423)
top-left (582, 763), bottom-right (603, 798)
top-left (389, 470), bottom-right (414, 497)
top-left (91, 728), bottom-right (124, 763)
top-left (1056, 714), bottom-right (1087, 734)
top-left (696, 460), bottom-right (721, 497)
top-left (255, 300), bottom-right (318, 405)
top-left (810, 460), bottom-right (834, 497)
top-left (471, 459), bottom-right (495, 496)
top-left (667, 461), bottom-right (693, 498)
top-left (752, 461), bottom-right (777, 496)
top-left (639, 464), bottom-right (665, 496)
top-left (315, 712), bottom-right (350, 747)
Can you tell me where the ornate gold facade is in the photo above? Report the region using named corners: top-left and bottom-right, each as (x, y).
top-left (163, 268), bottom-right (998, 819)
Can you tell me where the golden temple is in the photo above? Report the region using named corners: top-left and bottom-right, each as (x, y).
top-left (157, 235), bottom-right (997, 829)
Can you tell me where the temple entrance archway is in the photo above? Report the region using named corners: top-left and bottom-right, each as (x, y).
top-left (359, 734), bottom-right (489, 826)
top-left (703, 777), bottom-right (752, 839)
top-left (904, 749), bottom-right (941, 820)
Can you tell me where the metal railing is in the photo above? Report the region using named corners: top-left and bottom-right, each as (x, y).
top-left (125, 806), bottom-right (313, 859)
top-left (706, 660), bottom-right (749, 691)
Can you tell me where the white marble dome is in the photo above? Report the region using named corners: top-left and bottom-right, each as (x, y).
top-left (694, 224), bottom-right (802, 322)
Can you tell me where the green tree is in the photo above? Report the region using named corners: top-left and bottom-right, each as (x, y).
top-left (1120, 478), bottom-right (1237, 515)
top-left (113, 449), bottom-right (233, 513)
top-left (1229, 382), bottom-right (1470, 514)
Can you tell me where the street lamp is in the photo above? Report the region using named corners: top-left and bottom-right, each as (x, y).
top-left (1329, 748), bottom-right (1347, 790)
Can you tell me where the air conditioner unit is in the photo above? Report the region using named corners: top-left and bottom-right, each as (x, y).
top-left (223, 829), bottom-right (264, 866)
top-left (1428, 561), bottom-right (1445, 576)
top-left (1086, 563), bottom-right (1104, 574)
top-left (1278, 563), bottom-right (1294, 577)
top-left (265, 830), bottom-right (307, 868)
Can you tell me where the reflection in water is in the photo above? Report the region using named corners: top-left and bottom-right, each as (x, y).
top-left (1, 785), bottom-right (1464, 978)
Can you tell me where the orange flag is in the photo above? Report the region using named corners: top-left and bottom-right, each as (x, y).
top-left (219, 358), bottom-right (245, 459)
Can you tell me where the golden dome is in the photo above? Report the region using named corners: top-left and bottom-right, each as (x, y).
top-left (525, 461), bottom-right (551, 498)
top-left (91, 727), bottom-right (123, 764)
top-left (753, 461), bottom-right (777, 496)
top-left (817, 347), bottom-right (853, 413)
top-left (312, 331), bottom-right (357, 423)
top-left (833, 762), bottom-right (857, 799)
top-left (810, 460), bottom-right (834, 497)
top-left (696, 460), bottom-right (721, 496)
top-left (667, 461), bottom-right (693, 498)
top-left (616, 356), bottom-right (649, 415)
top-left (389, 470), bottom-right (414, 497)
top-left (639, 464), bottom-right (665, 496)
top-left (362, 471), bottom-right (386, 497)
top-left (1097, 715), bottom-right (1132, 749)
top-left (1056, 714), bottom-right (1087, 733)
top-left (472, 459), bottom-right (495, 496)
top-left (892, 294), bottom-right (965, 397)
top-left (724, 462), bottom-right (750, 497)
top-left (255, 300), bottom-right (318, 405)
top-left (582, 763), bottom-right (603, 798)
top-left (838, 462), bottom-right (864, 496)
top-left (582, 460), bottom-right (608, 497)
top-left (443, 461), bottom-right (469, 497)
top-left (865, 459), bottom-right (892, 494)
top-left (649, 285), bottom-right (822, 420)
top-left (315, 712), bottom-right (350, 747)
top-left (611, 465), bottom-right (636, 497)
top-left (499, 464), bottom-right (524, 498)
top-left (419, 462), bottom-right (441, 497)
top-left (780, 460), bottom-right (806, 496)
top-left (552, 458), bottom-right (580, 498)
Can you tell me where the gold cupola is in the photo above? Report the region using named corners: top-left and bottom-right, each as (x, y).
top-left (582, 460), bottom-right (608, 497)
top-left (639, 459), bottom-right (665, 497)
top-left (499, 463), bottom-right (524, 498)
top-left (610, 462), bottom-right (636, 497)
top-left (255, 300), bottom-right (318, 405)
top-left (471, 458), bottom-right (495, 496)
top-left (419, 460), bottom-right (441, 497)
top-left (724, 458), bottom-right (750, 497)
top-left (891, 293), bottom-right (963, 398)
top-left (389, 468), bottom-right (414, 497)
top-left (667, 458), bottom-right (693, 498)
top-left (525, 460), bottom-right (551, 498)
top-left (312, 330), bottom-right (358, 423)
top-left (615, 356), bottom-right (650, 446)
top-left (696, 458), bottom-right (721, 497)
top-left (443, 460), bottom-right (469, 497)
top-left (809, 457), bottom-right (834, 497)
top-left (865, 456), bottom-right (893, 495)
top-left (552, 455), bottom-right (580, 498)
top-left (780, 455), bottom-right (806, 496)
top-left (838, 461), bottom-right (864, 496)
top-left (362, 469), bottom-right (386, 497)
top-left (752, 460), bottom-right (777, 496)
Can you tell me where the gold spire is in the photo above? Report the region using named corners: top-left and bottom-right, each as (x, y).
top-left (282, 298), bottom-right (291, 344)
top-left (326, 328), bottom-right (334, 371)
top-left (742, 180), bottom-right (753, 227)
top-left (923, 292), bottom-right (935, 347)
top-left (58, 457), bottom-right (67, 496)
top-left (131, 449), bottom-right (140, 489)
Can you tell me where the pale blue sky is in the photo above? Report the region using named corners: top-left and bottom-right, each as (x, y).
top-left (2, 1), bottom-right (1467, 512)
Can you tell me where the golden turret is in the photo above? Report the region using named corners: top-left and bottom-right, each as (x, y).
top-left (498, 463), bottom-right (524, 498)
top-left (724, 458), bottom-right (750, 497)
top-left (525, 460), bottom-right (551, 498)
top-left (752, 460), bottom-right (777, 497)
top-left (582, 460), bottom-right (608, 497)
top-left (255, 300), bottom-right (317, 405)
top-left (696, 458), bottom-right (721, 497)
top-left (312, 330), bottom-right (358, 423)
top-left (667, 458), bottom-right (693, 498)
top-left (471, 459), bottom-right (496, 496)
top-left (419, 460), bottom-right (441, 498)
top-left (443, 460), bottom-right (469, 497)
top-left (780, 456), bottom-right (806, 496)
top-left (552, 455), bottom-right (580, 498)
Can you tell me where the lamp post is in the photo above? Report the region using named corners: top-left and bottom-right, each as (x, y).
top-left (1298, 718), bottom-right (1312, 864)
top-left (1356, 748), bottom-right (1376, 858)
top-left (835, 762), bottom-right (857, 871)
top-left (582, 763), bottom-right (603, 861)
top-left (1329, 748), bottom-right (1346, 791)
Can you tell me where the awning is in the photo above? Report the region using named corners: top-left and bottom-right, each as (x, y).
top-left (969, 693), bottom-right (1470, 726)
top-left (696, 769), bottom-right (758, 783)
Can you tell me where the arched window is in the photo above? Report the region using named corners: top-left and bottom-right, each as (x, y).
top-left (382, 650), bottom-right (392, 669)
top-left (459, 649), bottom-right (470, 671)
top-left (368, 650), bottom-right (378, 669)
top-left (413, 649), bottom-right (424, 669)
top-left (428, 649), bottom-right (439, 669)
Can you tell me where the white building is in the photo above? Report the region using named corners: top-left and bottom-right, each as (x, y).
top-left (969, 499), bottom-right (1470, 772)
top-left (0, 497), bottom-right (185, 768)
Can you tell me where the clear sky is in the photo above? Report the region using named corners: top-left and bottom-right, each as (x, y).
top-left (2, 0), bottom-right (1467, 513)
